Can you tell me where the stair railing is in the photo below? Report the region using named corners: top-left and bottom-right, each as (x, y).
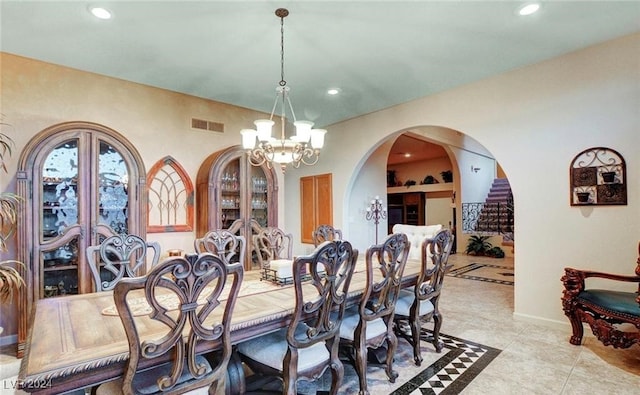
top-left (462, 191), bottom-right (514, 239)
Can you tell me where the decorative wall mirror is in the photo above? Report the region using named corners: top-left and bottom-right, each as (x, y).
top-left (570, 147), bottom-right (626, 206)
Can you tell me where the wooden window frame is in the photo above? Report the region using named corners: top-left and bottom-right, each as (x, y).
top-left (146, 156), bottom-right (194, 232)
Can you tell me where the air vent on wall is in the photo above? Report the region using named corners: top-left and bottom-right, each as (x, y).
top-left (191, 118), bottom-right (224, 133)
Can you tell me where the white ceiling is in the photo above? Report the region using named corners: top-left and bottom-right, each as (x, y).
top-left (1, 1), bottom-right (639, 130)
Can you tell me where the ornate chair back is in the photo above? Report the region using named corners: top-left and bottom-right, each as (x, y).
top-left (237, 240), bottom-right (358, 394)
top-left (253, 226), bottom-right (293, 269)
top-left (416, 228), bottom-right (454, 303)
top-left (394, 228), bottom-right (454, 366)
top-left (86, 233), bottom-right (161, 292)
top-left (194, 229), bottom-right (246, 265)
top-left (113, 253), bottom-right (243, 394)
top-left (361, 232), bottom-right (411, 321)
top-left (312, 224), bottom-right (343, 247)
top-left (287, 240), bottom-right (358, 391)
top-left (339, 232), bottom-right (410, 393)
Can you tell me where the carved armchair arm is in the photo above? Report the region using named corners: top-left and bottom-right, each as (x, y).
top-left (562, 267), bottom-right (640, 305)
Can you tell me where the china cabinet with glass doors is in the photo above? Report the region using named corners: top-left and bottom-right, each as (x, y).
top-left (196, 146), bottom-right (278, 271)
top-left (15, 122), bottom-right (147, 357)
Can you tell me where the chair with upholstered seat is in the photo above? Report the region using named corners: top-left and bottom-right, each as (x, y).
top-left (393, 228), bottom-right (454, 366)
top-left (312, 224), bottom-right (343, 247)
top-left (194, 229), bottom-right (246, 265)
top-left (561, 242), bottom-right (640, 349)
top-left (237, 240), bottom-right (359, 395)
top-left (253, 226), bottom-right (294, 283)
top-left (86, 233), bottom-right (161, 292)
top-left (339, 233), bottom-right (410, 395)
top-left (96, 253), bottom-right (244, 395)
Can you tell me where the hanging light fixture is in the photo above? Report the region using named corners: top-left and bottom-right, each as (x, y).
top-left (241, 8), bottom-right (326, 173)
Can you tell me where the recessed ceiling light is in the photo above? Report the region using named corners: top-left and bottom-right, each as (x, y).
top-left (327, 88), bottom-right (340, 96)
top-left (89, 6), bottom-right (112, 20)
top-left (518, 3), bottom-right (540, 16)
top-left (404, 153), bottom-right (411, 158)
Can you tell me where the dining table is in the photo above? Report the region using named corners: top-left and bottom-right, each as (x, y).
top-left (17, 256), bottom-right (422, 394)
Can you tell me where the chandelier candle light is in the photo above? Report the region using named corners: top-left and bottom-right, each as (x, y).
top-left (241, 8), bottom-right (327, 173)
top-left (366, 196), bottom-right (387, 244)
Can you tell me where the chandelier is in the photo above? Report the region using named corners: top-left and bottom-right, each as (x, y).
top-left (241, 8), bottom-right (326, 173)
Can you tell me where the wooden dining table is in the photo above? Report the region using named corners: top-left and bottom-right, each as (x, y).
top-left (17, 257), bottom-right (421, 394)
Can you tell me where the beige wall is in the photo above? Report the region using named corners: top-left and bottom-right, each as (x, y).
top-left (284, 33), bottom-right (640, 327)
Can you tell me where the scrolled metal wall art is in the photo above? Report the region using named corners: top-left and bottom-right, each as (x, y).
top-left (570, 147), bottom-right (627, 206)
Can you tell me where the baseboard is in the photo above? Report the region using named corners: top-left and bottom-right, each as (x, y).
top-left (512, 312), bottom-right (569, 330)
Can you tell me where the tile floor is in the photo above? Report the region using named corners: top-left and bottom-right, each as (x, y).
top-left (1, 254), bottom-right (638, 394)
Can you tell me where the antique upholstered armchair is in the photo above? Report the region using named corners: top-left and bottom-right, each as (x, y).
top-left (86, 233), bottom-right (161, 292)
top-left (194, 229), bottom-right (246, 265)
top-left (312, 224), bottom-right (343, 247)
top-left (237, 240), bottom-right (358, 395)
top-left (561, 242), bottom-right (640, 349)
top-left (393, 228), bottom-right (454, 366)
top-left (339, 233), bottom-right (410, 395)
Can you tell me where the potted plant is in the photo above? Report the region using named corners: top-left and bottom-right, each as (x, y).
top-left (441, 170), bottom-right (453, 183)
top-left (0, 125), bottom-right (25, 329)
top-left (404, 179), bottom-right (416, 188)
top-left (421, 175), bottom-right (437, 184)
top-left (486, 246), bottom-right (505, 258)
top-left (464, 235), bottom-right (493, 256)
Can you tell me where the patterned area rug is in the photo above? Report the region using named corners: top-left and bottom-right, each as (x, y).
top-left (252, 331), bottom-right (501, 395)
top-left (446, 262), bottom-right (514, 285)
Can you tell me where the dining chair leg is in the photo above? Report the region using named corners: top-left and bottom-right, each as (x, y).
top-left (329, 358), bottom-right (345, 395)
top-left (431, 311), bottom-right (444, 353)
top-left (354, 336), bottom-right (368, 395)
top-left (384, 332), bottom-right (399, 383)
top-left (225, 350), bottom-right (245, 395)
top-left (409, 315), bottom-right (423, 366)
top-left (282, 356), bottom-right (297, 395)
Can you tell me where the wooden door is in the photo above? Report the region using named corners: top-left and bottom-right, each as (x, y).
top-left (300, 173), bottom-right (333, 244)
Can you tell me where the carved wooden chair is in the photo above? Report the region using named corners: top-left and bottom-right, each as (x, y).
top-left (312, 224), bottom-right (343, 247)
top-left (253, 226), bottom-right (294, 282)
top-left (86, 233), bottom-right (161, 292)
top-left (194, 229), bottom-right (246, 265)
top-left (237, 240), bottom-right (359, 395)
top-left (561, 242), bottom-right (640, 349)
top-left (96, 253), bottom-right (244, 395)
top-left (393, 228), bottom-right (454, 366)
top-left (339, 233), bottom-right (410, 395)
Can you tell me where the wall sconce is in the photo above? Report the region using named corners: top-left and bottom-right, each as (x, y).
top-left (365, 195), bottom-right (387, 244)
top-left (471, 166), bottom-right (481, 173)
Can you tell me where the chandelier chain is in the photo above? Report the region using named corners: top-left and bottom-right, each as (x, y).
top-left (279, 11), bottom-right (286, 87)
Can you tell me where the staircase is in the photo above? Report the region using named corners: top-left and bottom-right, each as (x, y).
top-left (463, 178), bottom-right (514, 242)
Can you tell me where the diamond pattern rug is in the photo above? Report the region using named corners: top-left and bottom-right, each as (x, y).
top-left (446, 262), bottom-right (514, 286)
top-left (264, 331), bottom-right (501, 394)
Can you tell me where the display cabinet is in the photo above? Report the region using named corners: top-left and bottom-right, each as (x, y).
top-left (196, 146), bottom-right (278, 270)
top-left (16, 121), bottom-right (147, 357)
top-left (387, 192), bottom-right (425, 233)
